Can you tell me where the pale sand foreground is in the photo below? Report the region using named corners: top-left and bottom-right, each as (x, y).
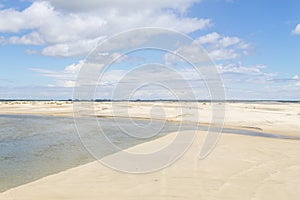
top-left (1, 101), bottom-right (300, 199)
top-left (1, 131), bottom-right (300, 200)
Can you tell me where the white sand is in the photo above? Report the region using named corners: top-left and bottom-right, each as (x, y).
top-left (1, 101), bottom-right (300, 199)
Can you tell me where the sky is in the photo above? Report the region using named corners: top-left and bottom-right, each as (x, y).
top-left (0, 0), bottom-right (300, 100)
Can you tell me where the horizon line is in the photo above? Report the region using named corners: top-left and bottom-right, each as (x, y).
top-left (0, 99), bottom-right (299, 102)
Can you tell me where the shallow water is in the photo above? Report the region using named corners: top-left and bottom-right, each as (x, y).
top-left (0, 114), bottom-right (196, 192)
top-left (0, 114), bottom-right (298, 192)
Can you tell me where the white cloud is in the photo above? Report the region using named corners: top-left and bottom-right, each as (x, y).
top-left (292, 75), bottom-right (299, 80)
top-left (0, 0), bottom-right (211, 57)
top-left (220, 36), bottom-right (241, 47)
top-left (292, 75), bottom-right (300, 87)
top-left (208, 49), bottom-right (239, 60)
top-left (194, 32), bottom-right (250, 61)
top-left (292, 24), bottom-right (300, 35)
top-left (47, 0), bottom-right (201, 13)
top-left (165, 32), bottom-right (250, 63)
top-left (29, 60), bottom-right (84, 87)
top-left (63, 80), bottom-right (76, 88)
top-left (213, 63), bottom-right (296, 100)
top-left (0, 1), bottom-right (55, 33)
top-left (196, 32), bottom-right (220, 44)
top-left (217, 63), bottom-right (266, 75)
top-left (164, 32), bottom-right (250, 64)
top-left (216, 62), bottom-right (276, 87)
top-left (64, 61), bottom-right (83, 74)
top-left (8, 31), bottom-right (45, 45)
top-left (29, 59), bottom-right (211, 99)
top-left (42, 37), bottom-right (103, 57)
top-left (27, 58), bottom-right (300, 100)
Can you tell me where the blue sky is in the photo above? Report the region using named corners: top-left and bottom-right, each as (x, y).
top-left (190, 0), bottom-right (300, 75)
top-left (0, 0), bottom-right (300, 100)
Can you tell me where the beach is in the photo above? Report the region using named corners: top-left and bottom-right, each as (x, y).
top-left (0, 101), bottom-right (300, 199)
top-left (2, 0), bottom-right (300, 199)
top-left (1, 101), bottom-right (300, 136)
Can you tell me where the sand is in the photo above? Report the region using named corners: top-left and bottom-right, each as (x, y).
top-left (1, 101), bottom-right (300, 199)
top-left (1, 101), bottom-right (300, 136)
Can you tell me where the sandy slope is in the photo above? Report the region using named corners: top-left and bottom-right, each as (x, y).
top-left (1, 131), bottom-right (300, 200)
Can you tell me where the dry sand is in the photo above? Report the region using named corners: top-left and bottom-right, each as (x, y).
top-left (0, 101), bottom-right (300, 199)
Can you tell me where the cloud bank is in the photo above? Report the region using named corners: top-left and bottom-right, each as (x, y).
top-left (0, 0), bottom-right (210, 57)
